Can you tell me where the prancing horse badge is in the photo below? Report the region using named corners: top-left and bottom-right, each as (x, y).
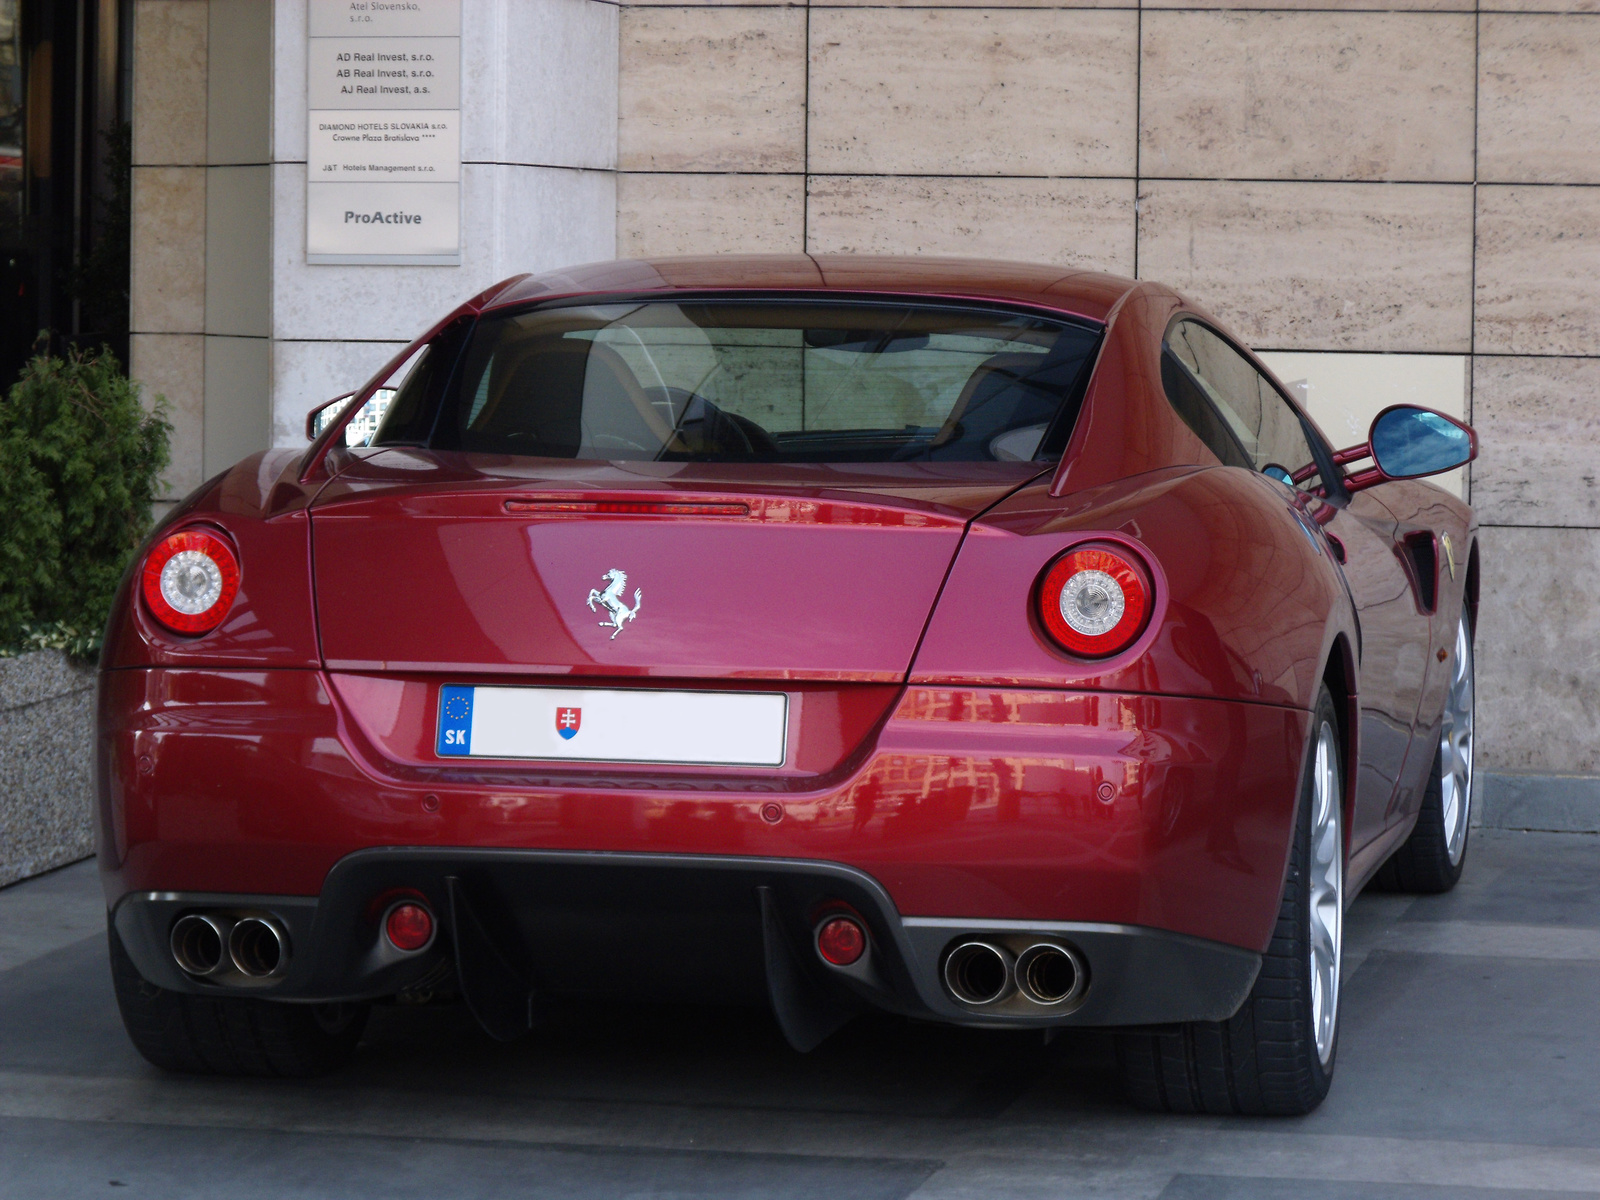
top-left (586, 568), bottom-right (642, 639)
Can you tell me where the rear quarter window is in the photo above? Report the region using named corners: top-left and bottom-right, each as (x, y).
top-left (1162, 318), bottom-right (1326, 495)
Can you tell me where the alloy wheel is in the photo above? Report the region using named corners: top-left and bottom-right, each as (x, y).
top-left (1440, 614), bottom-right (1475, 866)
top-left (1308, 720), bottom-right (1343, 1067)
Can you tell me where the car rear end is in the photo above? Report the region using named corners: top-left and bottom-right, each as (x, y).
top-left (98, 280), bottom-right (1300, 1050)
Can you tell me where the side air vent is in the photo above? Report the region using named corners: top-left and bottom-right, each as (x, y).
top-left (1401, 532), bottom-right (1438, 613)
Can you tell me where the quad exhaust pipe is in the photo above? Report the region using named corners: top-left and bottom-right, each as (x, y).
top-left (944, 941), bottom-right (1014, 1005)
top-left (229, 916), bottom-right (289, 978)
top-left (169, 912), bottom-right (290, 981)
top-left (942, 939), bottom-right (1087, 1009)
top-left (170, 914), bottom-right (231, 977)
top-left (1016, 944), bottom-right (1083, 1005)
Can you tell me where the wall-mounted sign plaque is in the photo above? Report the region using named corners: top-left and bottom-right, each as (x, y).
top-left (306, 0), bottom-right (462, 265)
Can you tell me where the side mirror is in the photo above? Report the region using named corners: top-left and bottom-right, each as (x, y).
top-left (1334, 405), bottom-right (1476, 493)
top-left (306, 393), bottom-right (356, 441)
top-left (304, 389), bottom-right (398, 445)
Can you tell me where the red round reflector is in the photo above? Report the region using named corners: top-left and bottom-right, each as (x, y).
top-left (816, 916), bottom-right (866, 966)
top-left (140, 529), bottom-right (241, 635)
top-left (1037, 543), bottom-right (1152, 658)
top-left (384, 902), bottom-right (434, 952)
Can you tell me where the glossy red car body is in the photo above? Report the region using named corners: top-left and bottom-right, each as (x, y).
top-left (99, 256), bottom-right (1477, 1042)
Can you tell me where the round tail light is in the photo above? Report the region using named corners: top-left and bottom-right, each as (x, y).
top-left (815, 915), bottom-right (867, 966)
top-left (140, 529), bottom-right (241, 635)
top-left (1037, 543), bottom-right (1152, 658)
top-left (384, 902), bottom-right (435, 952)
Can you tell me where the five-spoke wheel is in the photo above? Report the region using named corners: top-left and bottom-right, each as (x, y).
top-left (1376, 607), bottom-right (1476, 893)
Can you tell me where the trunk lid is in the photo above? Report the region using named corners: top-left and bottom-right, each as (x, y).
top-left (310, 450), bottom-right (1041, 681)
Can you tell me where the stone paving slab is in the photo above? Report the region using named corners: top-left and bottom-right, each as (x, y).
top-left (0, 1116), bottom-right (938, 1200)
top-left (1, 832), bottom-right (1598, 1198)
top-left (1478, 774), bottom-right (1600, 835)
top-left (0, 860), bottom-right (105, 974)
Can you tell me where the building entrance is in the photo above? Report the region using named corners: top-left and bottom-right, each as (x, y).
top-left (0, 0), bottom-right (127, 394)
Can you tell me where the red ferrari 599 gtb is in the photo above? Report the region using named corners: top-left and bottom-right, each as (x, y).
top-left (99, 257), bottom-right (1478, 1115)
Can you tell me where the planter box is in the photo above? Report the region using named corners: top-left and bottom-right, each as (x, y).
top-left (0, 650), bottom-right (96, 888)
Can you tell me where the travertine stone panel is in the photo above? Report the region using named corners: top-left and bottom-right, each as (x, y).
top-left (1137, 181), bottom-right (1473, 352)
top-left (483, 0), bottom-right (618, 170)
top-left (270, 0), bottom-right (309, 162)
top-left (207, 0), bottom-right (271, 165)
top-left (205, 165), bottom-right (271, 338)
top-left (618, 174), bottom-right (804, 257)
top-left (1481, 0), bottom-right (1600, 11)
top-left (1146, 0), bottom-right (1467, 7)
top-left (130, 333), bottom-right (206, 499)
top-left (132, 0), bottom-right (207, 166)
top-left (1475, 526), bottom-right (1600, 776)
top-left (809, 10), bottom-right (1137, 177)
top-left (618, 8), bottom-right (805, 173)
top-left (1141, 12), bottom-right (1474, 183)
top-left (203, 336), bottom-right (270, 475)
top-left (1470, 356), bottom-right (1600, 528)
top-left (807, 176), bottom-right (1136, 274)
top-left (1480, 15), bottom-right (1600, 184)
top-left (1476, 185), bottom-right (1600, 356)
top-left (816, 0), bottom-right (1127, 6)
top-left (130, 166), bottom-right (206, 334)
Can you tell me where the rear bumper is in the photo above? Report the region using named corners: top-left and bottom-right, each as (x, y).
top-left (98, 667), bottom-right (1308, 968)
top-left (111, 848), bottom-right (1262, 1029)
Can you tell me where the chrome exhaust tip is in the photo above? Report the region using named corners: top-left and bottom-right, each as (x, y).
top-left (228, 916), bottom-right (289, 979)
top-left (170, 914), bottom-right (232, 977)
top-left (1015, 943), bottom-right (1086, 1006)
top-left (943, 941), bottom-right (1014, 1005)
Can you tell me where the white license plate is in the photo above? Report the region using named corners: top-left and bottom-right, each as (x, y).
top-left (435, 685), bottom-right (788, 766)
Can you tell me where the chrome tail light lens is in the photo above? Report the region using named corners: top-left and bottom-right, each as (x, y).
top-left (140, 529), bottom-right (241, 635)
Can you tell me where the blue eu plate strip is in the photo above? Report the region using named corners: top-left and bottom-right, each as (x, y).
top-left (437, 686), bottom-right (474, 755)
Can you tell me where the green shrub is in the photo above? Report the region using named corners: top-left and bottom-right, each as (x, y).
top-left (0, 346), bottom-right (171, 659)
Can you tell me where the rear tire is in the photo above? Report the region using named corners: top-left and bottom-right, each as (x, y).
top-left (1115, 684), bottom-right (1344, 1116)
top-left (1373, 610), bottom-right (1474, 894)
top-left (109, 921), bottom-right (368, 1077)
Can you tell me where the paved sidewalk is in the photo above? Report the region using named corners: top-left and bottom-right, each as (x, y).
top-left (3, 831), bottom-right (1599, 1198)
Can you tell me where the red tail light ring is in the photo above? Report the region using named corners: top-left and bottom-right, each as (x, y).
top-left (384, 901), bottom-right (436, 953)
top-left (140, 529), bottom-right (241, 635)
top-left (1037, 543), bottom-right (1153, 658)
top-left (815, 915), bottom-right (867, 966)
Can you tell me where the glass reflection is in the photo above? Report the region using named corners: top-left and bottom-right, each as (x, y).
top-left (1370, 407), bottom-right (1472, 480)
top-left (0, 1), bottom-right (21, 231)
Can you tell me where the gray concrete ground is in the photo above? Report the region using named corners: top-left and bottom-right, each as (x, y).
top-left (3, 830), bottom-right (1599, 1199)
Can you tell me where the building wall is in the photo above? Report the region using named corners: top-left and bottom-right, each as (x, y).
top-left (127, 1), bottom-right (1599, 814)
top-left (615, 1), bottom-right (1600, 809)
top-left (129, 0), bottom-right (619, 491)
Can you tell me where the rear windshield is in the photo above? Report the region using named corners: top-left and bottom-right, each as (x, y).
top-left (375, 299), bottom-right (1100, 463)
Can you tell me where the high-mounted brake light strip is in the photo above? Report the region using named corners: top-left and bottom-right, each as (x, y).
top-left (503, 499), bottom-right (751, 517)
